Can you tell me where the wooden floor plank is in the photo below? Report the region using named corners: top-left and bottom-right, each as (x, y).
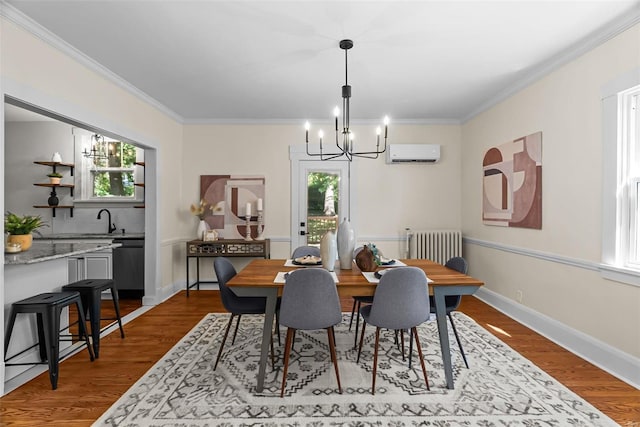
top-left (0, 292), bottom-right (638, 426)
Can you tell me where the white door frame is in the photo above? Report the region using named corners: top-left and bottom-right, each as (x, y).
top-left (289, 146), bottom-right (357, 251)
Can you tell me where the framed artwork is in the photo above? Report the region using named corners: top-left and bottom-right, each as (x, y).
top-left (200, 175), bottom-right (265, 239)
top-left (482, 132), bottom-right (542, 229)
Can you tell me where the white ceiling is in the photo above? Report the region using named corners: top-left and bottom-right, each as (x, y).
top-left (4, 1), bottom-right (640, 124)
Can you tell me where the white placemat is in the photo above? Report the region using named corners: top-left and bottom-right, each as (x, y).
top-left (274, 271), bottom-right (339, 283)
top-left (361, 270), bottom-right (433, 283)
top-left (284, 259), bottom-right (323, 267)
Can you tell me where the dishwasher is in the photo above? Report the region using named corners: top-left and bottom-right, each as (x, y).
top-left (112, 238), bottom-right (145, 297)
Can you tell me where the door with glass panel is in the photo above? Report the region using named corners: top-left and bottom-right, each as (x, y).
top-left (292, 161), bottom-right (350, 250)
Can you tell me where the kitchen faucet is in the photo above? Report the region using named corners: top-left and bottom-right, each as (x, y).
top-left (97, 209), bottom-right (117, 234)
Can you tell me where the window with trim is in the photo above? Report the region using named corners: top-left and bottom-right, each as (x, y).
top-left (621, 87), bottom-right (640, 268)
top-left (74, 129), bottom-right (143, 202)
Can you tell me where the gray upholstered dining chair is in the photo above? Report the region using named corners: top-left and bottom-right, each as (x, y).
top-left (356, 267), bottom-right (431, 394)
top-left (429, 256), bottom-right (469, 368)
top-left (212, 257), bottom-right (279, 370)
top-left (279, 268), bottom-right (343, 397)
top-left (291, 245), bottom-right (321, 259)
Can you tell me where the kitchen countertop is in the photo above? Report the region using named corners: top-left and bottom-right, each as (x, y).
top-left (4, 241), bottom-right (122, 265)
top-left (35, 233), bottom-right (145, 240)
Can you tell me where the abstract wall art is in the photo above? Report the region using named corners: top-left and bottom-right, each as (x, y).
top-left (482, 132), bottom-right (542, 229)
top-left (200, 175), bottom-right (265, 239)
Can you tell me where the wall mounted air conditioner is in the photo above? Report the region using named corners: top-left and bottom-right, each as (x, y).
top-left (386, 144), bottom-right (441, 164)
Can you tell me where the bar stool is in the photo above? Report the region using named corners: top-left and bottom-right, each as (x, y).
top-left (4, 291), bottom-right (95, 390)
top-left (62, 279), bottom-right (125, 358)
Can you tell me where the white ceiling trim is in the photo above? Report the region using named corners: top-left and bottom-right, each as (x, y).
top-left (462, 8), bottom-right (640, 123)
top-left (0, 3), bottom-right (185, 124)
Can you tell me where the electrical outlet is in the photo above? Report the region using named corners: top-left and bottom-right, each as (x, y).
top-left (515, 290), bottom-right (523, 303)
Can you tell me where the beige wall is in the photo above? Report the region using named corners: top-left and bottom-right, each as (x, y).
top-left (182, 123), bottom-right (462, 265)
top-left (461, 23), bottom-right (640, 358)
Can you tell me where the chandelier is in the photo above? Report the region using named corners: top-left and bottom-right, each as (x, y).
top-left (83, 134), bottom-right (109, 161)
top-left (305, 39), bottom-right (389, 161)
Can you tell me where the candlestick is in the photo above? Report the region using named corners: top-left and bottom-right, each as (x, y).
top-left (256, 209), bottom-right (265, 240)
top-left (246, 202), bottom-right (252, 217)
top-left (244, 215), bottom-right (252, 241)
top-left (257, 198), bottom-right (263, 211)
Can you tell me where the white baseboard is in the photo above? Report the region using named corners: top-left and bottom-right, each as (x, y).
top-left (474, 287), bottom-right (640, 390)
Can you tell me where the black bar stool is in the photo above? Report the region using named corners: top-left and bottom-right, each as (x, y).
top-left (4, 291), bottom-right (95, 390)
top-left (62, 279), bottom-right (125, 358)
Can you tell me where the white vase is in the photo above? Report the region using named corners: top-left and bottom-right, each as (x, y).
top-left (320, 230), bottom-right (337, 272)
top-left (52, 152), bottom-right (62, 162)
top-left (337, 217), bottom-right (356, 269)
top-left (196, 220), bottom-right (208, 240)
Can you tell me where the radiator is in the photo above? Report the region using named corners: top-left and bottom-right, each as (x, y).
top-left (408, 230), bottom-right (462, 264)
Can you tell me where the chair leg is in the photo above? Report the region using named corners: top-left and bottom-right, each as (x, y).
top-left (348, 299), bottom-right (357, 331)
top-left (275, 309), bottom-right (281, 346)
top-left (214, 314), bottom-right (235, 371)
top-left (327, 327), bottom-right (342, 394)
top-left (448, 312), bottom-right (469, 368)
top-left (110, 285), bottom-right (126, 339)
top-left (411, 327), bottom-right (430, 391)
top-left (372, 327), bottom-right (380, 395)
top-left (231, 314), bottom-right (242, 345)
top-left (400, 329), bottom-right (406, 361)
top-left (270, 330), bottom-right (275, 370)
top-left (357, 321), bottom-right (367, 363)
top-left (280, 328), bottom-right (295, 397)
top-left (353, 300), bottom-right (362, 349)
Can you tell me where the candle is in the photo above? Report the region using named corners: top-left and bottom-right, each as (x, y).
top-left (257, 198), bottom-right (263, 211)
top-left (246, 202), bottom-right (251, 217)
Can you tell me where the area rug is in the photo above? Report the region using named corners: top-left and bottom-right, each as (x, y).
top-left (93, 312), bottom-right (616, 426)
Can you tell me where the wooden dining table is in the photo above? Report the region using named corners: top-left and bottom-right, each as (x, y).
top-left (227, 258), bottom-right (484, 392)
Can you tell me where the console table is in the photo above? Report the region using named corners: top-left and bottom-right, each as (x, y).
top-left (185, 239), bottom-right (270, 296)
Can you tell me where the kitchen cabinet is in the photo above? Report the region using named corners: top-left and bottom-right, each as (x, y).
top-left (33, 161), bottom-right (75, 217)
top-left (68, 249), bottom-right (113, 282)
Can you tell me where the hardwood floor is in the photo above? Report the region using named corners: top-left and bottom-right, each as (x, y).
top-left (1, 291), bottom-right (638, 426)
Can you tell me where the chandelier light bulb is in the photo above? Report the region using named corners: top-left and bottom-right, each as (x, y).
top-left (376, 127), bottom-right (381, 136)
top-left (318, 130), bottom-right (324, 139)
top-left (383, 116), bottom-right (389, 126)
top-left (333, 107), bottom-right (340, 117)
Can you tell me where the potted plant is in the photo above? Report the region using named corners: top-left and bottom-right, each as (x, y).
top-left (4, 212), bottom-right (47, 251)
top-left (47, 172), bottom-right (63, 184)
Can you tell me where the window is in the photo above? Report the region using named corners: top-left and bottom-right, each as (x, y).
top-left (601, 77), bottom-right (640, 286)
top-left (73, 128), bottom-right (143, 202)
top-left (622, 89), bottom-right (640, 267)
top-left (89, 139), bottom-right (136, 198)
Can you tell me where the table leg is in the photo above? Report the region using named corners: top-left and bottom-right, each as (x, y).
top-left (433, 287), bottom-right (454, 389)
top-left (256, 288), bottom-right (278, 393)
top-left (186, 256), bottom-right (190, 297)
top-left (196, 258), bottom-right (200, 290)
top-left (232, 286), bottom-right (278, 393)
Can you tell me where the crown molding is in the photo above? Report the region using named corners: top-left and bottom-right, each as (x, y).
top-left (0, 2), bottom-right (185, 124)
top-left (182, 117), bottom-right (461, 126)
top-left (461, 9), bottom-right (640, 124)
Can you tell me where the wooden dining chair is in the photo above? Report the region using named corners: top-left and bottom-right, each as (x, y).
top-left (279, 268), bottom-right (343, 397)
top-left (357, 267), bottom-right (431, 394)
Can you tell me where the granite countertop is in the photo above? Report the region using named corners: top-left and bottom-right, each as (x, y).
top-left (35, 232), bottom-right (145, 240)
top-left (4, 241), bottom-right (122, 265)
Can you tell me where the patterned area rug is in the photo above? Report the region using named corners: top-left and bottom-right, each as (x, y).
top-left (94, 312), bottom-right (616, 426)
